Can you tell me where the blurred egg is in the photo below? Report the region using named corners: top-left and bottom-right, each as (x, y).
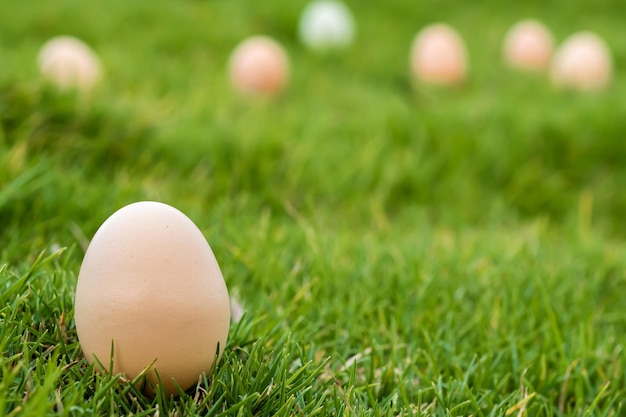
top-left (38, 36), bottom-right (102, 91)
top-left (74, 201), bottom-right (230, 396)
top-left (229, 294), bottom-right (245, 323)
top-left (550, 31), bottom-right (612, 91)
top-left (298, 0), bottom-right (355, 51)
top-left (228, 36), bottom-right (289, 95)
top-left (503, 19), bottom-right (554, 71)
top-left (410, 23), bottom-right (467, 85)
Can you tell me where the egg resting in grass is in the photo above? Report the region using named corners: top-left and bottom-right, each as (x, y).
top-left (550, 31), bottom-right (612, 91)
top-left (38, 36), bottom-right (102, 91)
top-left (503, 19), bottom-right (554, 71)
top-left (228, 36), bottom-right (289, 95)
top-left (298, 0), bottom-right (355, 51)
top-left (74, 201), bottom-right (230, 396)
top-left (410, 23), bottom-right (467, 85)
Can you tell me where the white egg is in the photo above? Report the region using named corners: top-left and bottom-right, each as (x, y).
top-left (228, 36), bottom-right (290, 95)
top-left (550, 31), bottom-right (612, 92)
top-left (298, 0), bottom-right (356, 51)
top-left (503, 19), bottom-right (554, 71)
top-left (410, 23), bottom-right (467, 86)
top-left (74, 201), bottom-right (230, 396)
top-left (38, 36), bottom-right (102, 91)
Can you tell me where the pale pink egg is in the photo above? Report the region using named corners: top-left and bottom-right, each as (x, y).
top-left (550, 31), bottom-right (612, 91)
top-left (410, 24), bottom-right (467, 85)
top-left (228, 36), bottom-right (289, 95)
top-left (503, 19), bottom-right (554, 71)
top-left (75, 202), bottom-right (230, 397)
top-left (38, 36), bottom-right (102, 91)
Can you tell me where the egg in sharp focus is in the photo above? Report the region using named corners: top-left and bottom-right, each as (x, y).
top-left (503, 19), bottom-right (554, 71)
top-left (74, 201), bottom-right (230, 396)
top-left (550, 31), bottom-right (612, 92)
top-left (38, 35), bottom-right (102, 91)
top-left (410, 23), bottom-right (468, 86)
top-left (228, 35), bottom-right (290, 95)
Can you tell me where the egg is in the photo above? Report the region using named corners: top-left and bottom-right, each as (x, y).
top-left (503, 19), bottom-right (554, 71)
top-left (550, 31), bottom-right (612, 92)
top-left (298, 0), bottom-right (356, 51)
top-left (228, 36), bottom-right (289, 95)
top-left (38, 36), bottom-right (102, 91)
top-left (410, 23), bottom-right (467, 86)
top-left (74, 201), bottom-right (230, 396)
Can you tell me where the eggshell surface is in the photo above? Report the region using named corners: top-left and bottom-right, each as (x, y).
top-left (298, 0), bottom-right (356, 51)
top-left (228, 36), bottom-right (289, 95)
top-left (74, 201), bottom-right (230, 396)
top-left (38, 36), bottom-right (102, 91)
top-left (503, 19), bottom-right (554, 71)
top-left (550, 31), bottom-right (612, 91)
top-left (410, 24), bottom-right (467, 85)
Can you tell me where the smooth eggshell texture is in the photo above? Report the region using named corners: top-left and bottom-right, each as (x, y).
top-left (503, 19), bottom-right (554, 71)
top-left (550, 31), bottom-right (612, 91)
top-left (74, 201), bottom-right (230, 396)
top-left (228, 36), bottom-right (289, 95)
top-left (38, 36), bottom-right (102, 91)
top-left (298, 0), bottom-right (355, 51)
top-left (410, 23), bottom-right (467, 85)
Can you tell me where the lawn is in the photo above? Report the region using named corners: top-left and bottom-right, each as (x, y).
top-left (1, 0), bottom-right (625, 415)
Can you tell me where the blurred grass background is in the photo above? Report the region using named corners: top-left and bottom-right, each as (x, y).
top-left (1, 0), bottom-right (625, 415)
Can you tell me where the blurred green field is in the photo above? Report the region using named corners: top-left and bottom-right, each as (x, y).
top-left (1, 0), bottom-right (625, 415)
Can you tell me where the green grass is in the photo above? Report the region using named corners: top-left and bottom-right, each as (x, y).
top-left (1, 0), bottom-right (625, 415)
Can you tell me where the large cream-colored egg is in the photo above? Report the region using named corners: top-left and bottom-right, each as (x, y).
top-left (550, 31), bottom-right (612, 91)
top-left (74, 201), bottom-right (230, 396)
top-left (410, 23), bottom-right (467, 85)
top-left (228, 36), bottom-right (289, 95)
top-left (38, 36), bottom-right (102, 91)
top-left (503, 19), bottom-right (554, 71)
